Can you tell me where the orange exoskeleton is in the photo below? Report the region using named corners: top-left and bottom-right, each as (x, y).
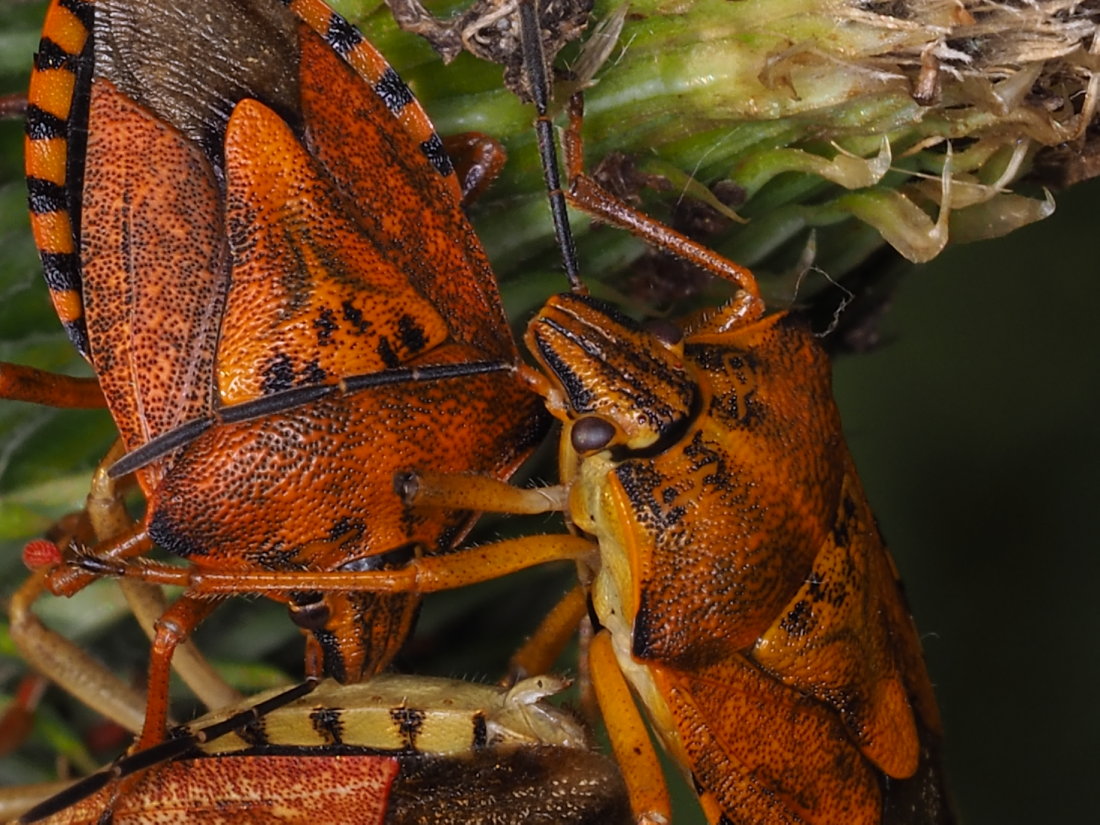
top-left (3, 0), bottom-right (550, 748)
top-left (95, 82), bottom-right (957, 825)
top-left (313, 6), bottom-right (957, 818)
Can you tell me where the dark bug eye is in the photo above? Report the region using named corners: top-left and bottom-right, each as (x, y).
top-left (288, 593), bottom-right (331, 631)
top-left (571, 416), bottom-right (616, 453)
top-left (642, 318), bottom-right (683, 347)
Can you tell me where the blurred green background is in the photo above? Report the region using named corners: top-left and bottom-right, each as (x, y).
top-left (833, 174), bottom-right (1100, 824)
top-left (1, 1), bottom-right (1098, 822)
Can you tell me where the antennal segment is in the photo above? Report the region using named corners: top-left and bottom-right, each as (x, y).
top-left (518, 0), bottom-right (584, 293)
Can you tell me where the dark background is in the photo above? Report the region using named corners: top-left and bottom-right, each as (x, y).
top-left (832, 176), bottom-right (1100, 824)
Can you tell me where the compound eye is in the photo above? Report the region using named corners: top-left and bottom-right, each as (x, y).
top-left (642, 318), bottom-right (683, 347)
top-left (288, 592), bottom-right (330, 631)
top-left (571, 416), bottom-right (616, 454)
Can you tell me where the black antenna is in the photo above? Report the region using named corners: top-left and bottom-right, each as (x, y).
top-left (108, 360), bottom-right (512, 478)
top-left (518, 0), bottom-right (583, 292)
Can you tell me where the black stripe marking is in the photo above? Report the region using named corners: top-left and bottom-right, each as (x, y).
top-left (64, 321), bottom-right (90, 359)
top-left (309, 706), bottom-right (345, 745)
top-left (390, 707), bottom-right (425, 749)
top-left (34, 38), bottom-right (78, 71)
top-left (373, 67), bottom-right (414, 114)
top-left (24, 104), bottom-right (68, 140)
top-left (315, 628), bottom-right (346, 682)
top-left (39, 251), bottom-right (81, 292)
top-left (420, 132), bottom-right (454, 177)
top-left (376, 337), bottom-right (400, 369)
top-left (397, 314), bottom-right (427, 354)
top-left (325, 12), bottom-right (363, 56)
top-left (58, 0), bottom-right (94, 28)
top-left (232, 715), bottom-right (272, 748)
top-left (472, 711), bottom-right (488, 749)
top-left (109, 362), bottom-right (513, 476)
top-left (26, 177), bottom-right (68, 215)
top-left (534, 328), bottom-right (595, 412)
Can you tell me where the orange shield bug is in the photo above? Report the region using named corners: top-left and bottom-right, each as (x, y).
top-left (306, 8), bottom-right (956, 821)
top-left (10, 674), bottom-right (630, 825)
top-left (3, 0), bottom-right (547, 748)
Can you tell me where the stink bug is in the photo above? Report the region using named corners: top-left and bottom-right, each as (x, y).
top-left (2, 0), bottom-right (548, 749)
top-left (78, 71), bottom-right (958, 825)
top-left (10, 674), bottom-right (631, 824)
top-left (282, 7), bottom-right (956, 820)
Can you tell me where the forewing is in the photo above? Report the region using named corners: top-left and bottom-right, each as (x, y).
top-left (217, 96), bottom-right (451, 405)
top-left (297, 28), bottom-right (515, 360)
top-left (655, 656), bottom-right (881, 825)
top-left (80, 80), bottom-right (227, 484)
top-left (752, 470), bottom-right (933, 779)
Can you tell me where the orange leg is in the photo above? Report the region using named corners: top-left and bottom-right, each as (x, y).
top-left (119, 580), bottom-right (242, 715)
top-left (75, 534), bottom-right (595, 597)
top-left (589, 630), bottom-right (672, 825)
top-left (397, 468), bottom-right (567, 515)
top-left (560, 93), bottom-right (762, 304)
top-left (506, 583), bottom-right (588, 680)
top-left (0, 363), bottom-right (105, 408)
top-left (44, 443), bottom-right (153, 604)
top-left (138, 595), bottom-right (219, 749)
top-left (78, 444), bottom-right (241, 714)
top-left (17, 443), bottom-right (239, 749)
top-left (46, 524), bottom-right (153, 597)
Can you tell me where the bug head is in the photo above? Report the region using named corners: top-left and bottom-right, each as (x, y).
top-left (525, 292), bottom-right (694, 454)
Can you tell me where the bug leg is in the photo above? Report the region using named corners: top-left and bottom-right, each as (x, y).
top-left (8, 570), bottom-right (148, 736)
top-left (589, 631), bottom-right (672, 825)
top-left (41, 442), bottom-right (152, 597)
top-left (74, 534), bottom-right (595, 595)
top-left (46, 520), bottom-right (153, 599)
top-left (442, 132), bottom-right (507, 204)
top-left (0, 674), bottom-right (48, 756)
top-left (384, 0), bottom-right (465, 63)
top-left (506, 583), bottom-right (588, 681)
top-left (395, 468), bottom-right (567, 514)
top-left (0, 363), bottom-right (105, 408)
top-left (10, 452), bottom-right (148, 734)
top-left (80, 444), bottom-right (243, 713)
top-left (120, 581), bottom-right (243, 714)
top-left (139, 596), bottom-right (219, 749)
top-left (43, 442), bottom-right (240, 713)
top-left (560, 93), bottom-right (765, 305)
